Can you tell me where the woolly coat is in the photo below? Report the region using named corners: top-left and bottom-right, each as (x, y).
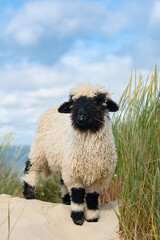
top-left (24, 84), bottom-right (117, 192)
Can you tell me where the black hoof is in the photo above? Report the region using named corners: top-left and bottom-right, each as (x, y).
top-left (71, 211), bottom-right (84, 226)
top-left (23, 181), bottom-right (37, 199)
top-left (86, 218), bottom-right (98, 222)
top-left (63, 201), bottom-right (71, 205)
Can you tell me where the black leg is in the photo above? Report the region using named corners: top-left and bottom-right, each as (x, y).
top-left (62, 193), bottom-right (71, 205)
top-left (23, 181), bottom-right (37, 199)
top-left (23, 158), bottom-right (37, 199)
top-left (71, 187), bottom-right (85, 226)
top-left (85, 192), bottom-right (99, 222)
top-left (60, 177), bottom-right (70, 205)
top-left (24, 158), bottom-right (32, 174)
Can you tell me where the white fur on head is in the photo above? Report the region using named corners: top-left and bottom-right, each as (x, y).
top-left (70, 83), bottom-right (108, 100)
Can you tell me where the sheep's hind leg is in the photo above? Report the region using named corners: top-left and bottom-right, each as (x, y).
top-left (23, 158), bottom-right (40, 199)
top-left (60, 177), bottom-right (70, 205)
top-left (69, 184), bottom-right (85, 226)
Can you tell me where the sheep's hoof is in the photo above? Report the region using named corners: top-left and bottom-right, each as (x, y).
top-left (86, 218), bottom-right (98, 222)
top-left (23, 181), bottom-right (37, 199)
top-left (71, 211), bottom-right (85, 226)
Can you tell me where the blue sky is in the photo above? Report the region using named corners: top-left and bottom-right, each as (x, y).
top-left (0, 0), bottom-right (159, 145)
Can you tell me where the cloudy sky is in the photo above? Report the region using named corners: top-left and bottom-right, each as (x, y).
top-left (0, 0), bottom-right (159, 145)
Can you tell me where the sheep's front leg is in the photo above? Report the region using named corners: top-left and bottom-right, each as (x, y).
top-left (70, 186), bottom-right (85, 225)
top-left (85, 191), bottom-right (99, 222)
top-left (60, 177), bottom-right (70, 205)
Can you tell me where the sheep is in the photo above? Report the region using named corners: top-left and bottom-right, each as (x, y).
top-left (23, 83), bottom-right (119, 226)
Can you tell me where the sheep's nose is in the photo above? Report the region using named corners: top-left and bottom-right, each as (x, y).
top-left (77, 107), bottom-right (89, 123)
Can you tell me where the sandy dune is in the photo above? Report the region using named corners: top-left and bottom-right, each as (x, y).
top-left (0, 194), bottom-right (119, 240)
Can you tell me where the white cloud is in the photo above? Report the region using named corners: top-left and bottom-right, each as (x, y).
top-left (5, 0), bottom-right (129, 46)
top-left (0, 92), bottom-right (19, 106)
top-left (0, 108), bottom-right (10, 123)
top-left (0, 63), bottom-right (70, 90)
top-left (28, 87), bottom-right (70, 99)
top-left (0, 51), bottom-right (133, 95)
top-left (0, 125), bottom-right (35, 145)
top-left (0, 107), bottom-right (34, 122)
top-left (0, 46), bottom-right (151, 144)
top-left (0, 92), bottom-right (40, 108)
top-left (58, 51), bottom-right (133, 97)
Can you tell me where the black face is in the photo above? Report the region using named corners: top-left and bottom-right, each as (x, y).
top-left (58, 93), bottom-right (119, 132)
top-left (71, 95), bottom-right (107, 132)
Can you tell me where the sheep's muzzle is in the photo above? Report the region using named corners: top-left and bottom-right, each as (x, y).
top-left (76, 107), bottom-right (90, 125)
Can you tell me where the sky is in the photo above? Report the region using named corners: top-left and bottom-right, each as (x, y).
top-left (0, 0), bottom-right (160, 145)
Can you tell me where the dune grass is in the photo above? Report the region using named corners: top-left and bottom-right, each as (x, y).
top-left (37, 174), bottom-right (62, 203)
top-left (112, 65), bottom-right (160, 239)
top-left (0, 134), bottom-right (23, 197)
top-left (0, 66), bottom-right (159, 239)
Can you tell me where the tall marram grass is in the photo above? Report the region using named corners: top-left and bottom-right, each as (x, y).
top-left (37, 174), bottom-right (61, 203)
top-left (113, 65), bottom-right (160, 239)
top-left (0, 134), bottom-right (23, 197)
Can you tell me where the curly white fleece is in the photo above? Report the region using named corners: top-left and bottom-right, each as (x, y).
top-left (23, 84), bottom-right (117, 192)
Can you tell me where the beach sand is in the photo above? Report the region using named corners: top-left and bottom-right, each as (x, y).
top-left (0, 194), bottom-right (120, 240)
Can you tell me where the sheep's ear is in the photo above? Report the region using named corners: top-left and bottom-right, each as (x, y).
top-left (106, 99), bottom-right (119, 112)
top-left (58, 101), bottom-right (72, 113)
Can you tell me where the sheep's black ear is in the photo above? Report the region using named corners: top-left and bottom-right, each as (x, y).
top-left (107, 99), bottom-right (119, 112)
top-left (58, 102), bottom-right (72, 113)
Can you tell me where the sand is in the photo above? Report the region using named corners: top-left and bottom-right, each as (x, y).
top-left (0, 194), bottom-right (120, 240)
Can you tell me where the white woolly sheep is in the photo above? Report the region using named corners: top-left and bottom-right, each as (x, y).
top-left (23, 83), bottom-right (119, 226)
